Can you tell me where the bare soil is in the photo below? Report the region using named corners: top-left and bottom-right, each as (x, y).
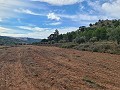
top-left (0, 45), bottom-right (120, 90)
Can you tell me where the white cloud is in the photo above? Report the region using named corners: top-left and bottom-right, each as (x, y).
top-left (58, 27), bottom-right (78, 34)
top-left (0, 27), bottom-right (5, 33)
top-left (31, 0), bottom-right (83, 6)
top-left (102, 0), bottom-right (120, 18)
top-left (48, 22), bottom-right (62, 25)
top-left (47, 13), bottom-right (61, 21)
top-left (0, 26), bottom-right (51, 38)
top-left (0, 27), bottom-right (11, 32)
top-left (15, 9), bottom-right (43, 16)
top-left (87, 1), bottom-right (102, 13)
top-left (0, 26), bottom-right (78, 39)
top-left (0, 26), bottom-right (19, 34)
top-left (19, 26), bottom-right (78, 38)
top-left (17, 26), bottom-right (48, 32)
top-left (57, 13), bottom-right (112, 26)
top-left (0, 0), bottom-right (31, 18)
top-left (59, 14), bottom-right (100, 21)
top-left (1, 31), bottom-right (52, 39)
top-left (86, 0), bottom-right (120, 19)
top-left (58, 14), bottom-right (76, 19)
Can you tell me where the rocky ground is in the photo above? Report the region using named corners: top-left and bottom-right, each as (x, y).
top-left (0, 45), bottom-right (120, 90)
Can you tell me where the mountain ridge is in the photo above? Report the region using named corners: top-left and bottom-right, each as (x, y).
top-left (0, 36), bottom-right (41, 45)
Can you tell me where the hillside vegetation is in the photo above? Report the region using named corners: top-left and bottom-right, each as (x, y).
top-left (40, 19), bottom-right (120, 54)
top-left (0, 36), bottom-right (41, 45)
top-left (0, 36), bottom-right (26, 45)
top-left (15, 37), bottom-right (41, 44)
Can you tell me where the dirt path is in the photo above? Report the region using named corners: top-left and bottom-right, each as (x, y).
top-left (0, 45), bottom-right (120, 90)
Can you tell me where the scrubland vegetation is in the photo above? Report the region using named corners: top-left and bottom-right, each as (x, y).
top-left (39, 19), bottom-right (120, 54)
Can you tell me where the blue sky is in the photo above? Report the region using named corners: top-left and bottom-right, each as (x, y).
top-left (0, 0), bottom-right (120, 39)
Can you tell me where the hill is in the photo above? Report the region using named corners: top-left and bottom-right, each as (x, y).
top-left (40, 19), bottom-right (120, 54)
top-left (0, 36), bottom-right (41, 45)
top-left (90, 19), bottom-right (120, 28)
top-left (15, 37), bottom-right (41, 44)
top-left (41, 19), bottom-right (120, 44)
top-left (0, 36), bottom-right (26, 45)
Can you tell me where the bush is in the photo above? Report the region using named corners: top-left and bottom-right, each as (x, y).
top-left (73, 41), bottom-right (120, 54)
top-left (89, 37), bottom-right (97, 43)
top-left (58, 40), bottom-right (66, 43)
top-left (74, 36), bottom-right (86, 44)
top-left (73, 44), bottom-right (90, 51)
top-left (90, 43), bottom-right (113, 53)
top-left (60, 43), bottom-right (77, 48)
top-left (51, 40), bottom-right (55, 44)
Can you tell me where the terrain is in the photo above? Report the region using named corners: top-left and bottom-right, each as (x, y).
top-left (15, 37), bottom-right (41, 44)
top-left (0, 45), bottom-right (120, 90)
top-left (0, 36), bottom-right (25, 45)
top-left (0, 36), bottom-right (41, 45)
top-left (40, 19), bottom-right (120, 54)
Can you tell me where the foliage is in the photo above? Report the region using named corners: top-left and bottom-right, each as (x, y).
top-left (40, 19), bottom-right (120, 54)
top-left (41, 19), bottom-right (120, 45)
top-left (41, 39), bottom-right (48, 42)
top-left (73, 41), bottom-right (120, 54)
top-left (89, 37), bottom-right (97, 43)
top-left (60, 43), bottom-right (77, 48)
top-left (108, 27), bottom-right (120, 44)
top-left (73, 36), bottom-right (86, 44)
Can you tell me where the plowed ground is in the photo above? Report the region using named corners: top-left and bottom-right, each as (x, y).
top-left (0, 45), bottom-right (120, 90)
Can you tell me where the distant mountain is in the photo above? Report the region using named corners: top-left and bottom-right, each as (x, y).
top-left (0, 36), bottom-right (26, 45)
top-left (0, 36), bottom-right (41, 45)
top-left (15, 37), bottom-right (41, 44)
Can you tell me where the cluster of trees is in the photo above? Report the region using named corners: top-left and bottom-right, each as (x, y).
top-left (41, 29), bottom-right (60, 44)
top-left (41, 19), bottom-right (120, 44)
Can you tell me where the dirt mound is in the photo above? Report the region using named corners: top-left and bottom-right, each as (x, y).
top-left (0, 45), bottom-right (120, 90)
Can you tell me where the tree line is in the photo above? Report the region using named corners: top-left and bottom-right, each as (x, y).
top-left (41, 19), bottom-right (120, 44)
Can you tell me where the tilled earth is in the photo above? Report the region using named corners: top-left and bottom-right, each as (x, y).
top-left (0, 45), bottom-right (120, 90)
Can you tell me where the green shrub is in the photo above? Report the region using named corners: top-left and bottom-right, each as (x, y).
top-left (73, 44), bottom-right (89, 51)
top-left (89, 37), bottom-right (97, 43)
top-left (58, 40), bottom-right (66, 43)
top-left (73, 41), bottom-right (120, 54)
top-left (74, 36), bottom-right (86, 44)
top-left (60, 43), bottom-right (77, 48)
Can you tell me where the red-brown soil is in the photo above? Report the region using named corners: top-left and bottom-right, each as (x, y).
top-left (0, 45), bottom-right (120, 90)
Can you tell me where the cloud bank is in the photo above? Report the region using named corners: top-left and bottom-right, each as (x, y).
top-left (102, 0), bottom-right (120, 18)
top-left (0, 0), bottom-right (30, 18)
top-left (31, 0), bottom-right (83, 6)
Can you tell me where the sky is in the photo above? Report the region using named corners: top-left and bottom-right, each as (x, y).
top-left (0, 0), bottom-right (120, 39)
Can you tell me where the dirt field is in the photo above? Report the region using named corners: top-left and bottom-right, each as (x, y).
top-left (0, 45), bottom-right (120, 90)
